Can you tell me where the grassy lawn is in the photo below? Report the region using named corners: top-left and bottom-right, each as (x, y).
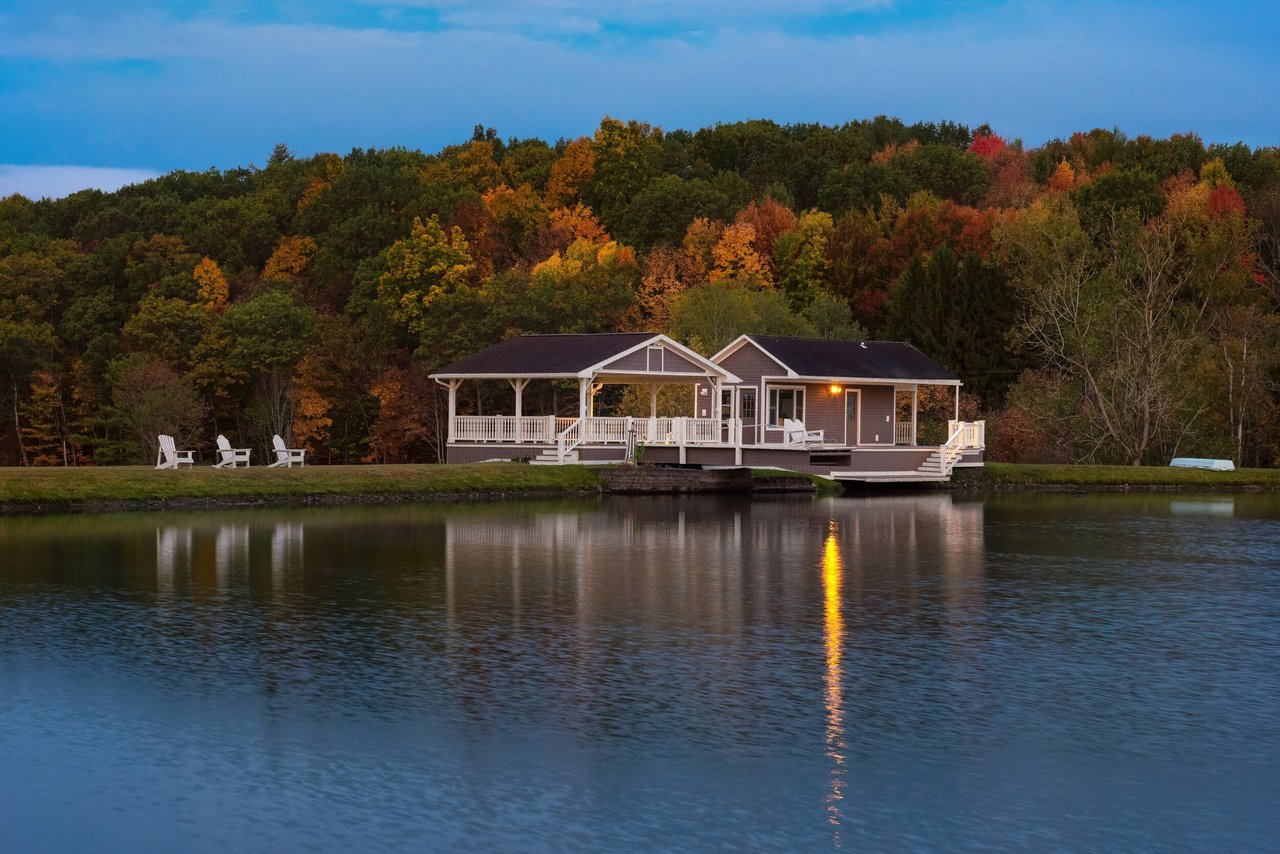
top-left (5, 460), bottom-right (1274, 512)
top-left (0, 463), bottom-right (605, 509)
top-left (953, 462), bottom-right (1280, 489)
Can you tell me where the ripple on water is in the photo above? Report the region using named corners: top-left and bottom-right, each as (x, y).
top-left (1, 495), bottom-right (1278, 851)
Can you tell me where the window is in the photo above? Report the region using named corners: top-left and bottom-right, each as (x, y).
top-left (739, 389), bottom-right (756, 421)
top-left (720, 389), bottom-right (733, 420)
top-left (767, 387), bottom-right (804, 426)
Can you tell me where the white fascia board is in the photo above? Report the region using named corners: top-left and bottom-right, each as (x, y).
top-left (429, 372), bottom-right (582, 380)
top-left (578, 333), bottom-right (738, 382)
top-left (594, 371), bottom-right (740, 383)
top-left (762, 374), bottom-right (962, 387)
top-left (711, 335), bottom-right (796, 377)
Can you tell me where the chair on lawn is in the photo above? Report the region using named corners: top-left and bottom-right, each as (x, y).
top-left (156, 434), bottom-right (195, 469)
top-left (783, 418), bottom-right (825, 446)
top-left (269, 434), bottom-right (306, 468)
top-left (213, 434), bottom-right (252, 468)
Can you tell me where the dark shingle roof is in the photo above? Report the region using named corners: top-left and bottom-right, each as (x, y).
top-left (746, 336), bottom-right (957, 382)
top-left (432, 333), bottom-right (658, 376)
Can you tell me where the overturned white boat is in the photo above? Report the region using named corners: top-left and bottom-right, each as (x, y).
top-left (1169, 457), bottom-right (1235, 472)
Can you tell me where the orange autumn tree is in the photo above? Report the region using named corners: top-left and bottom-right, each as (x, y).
top-left (366, 365), bottom-right (436, 463)
top-left (733, 197), bottom-right (797, 269)
top-left (290, 354), bottom-right (333, 451)
top-left (545, 138), bottom-right (596, 208)
top-left (1047, 158), bottom-right (1078, 192)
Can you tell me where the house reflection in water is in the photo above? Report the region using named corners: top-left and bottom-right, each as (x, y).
top-left (441, 493), bottom-right (986, 835)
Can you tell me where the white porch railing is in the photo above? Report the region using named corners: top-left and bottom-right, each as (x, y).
top-left (894, 422), bottom-right (913, 445)
top-left (453, 415), bottom-right (576, 444)
top-left (947, 419), bottom-right (986, 450)
top-left (453, 415), bottom-right (725, 452)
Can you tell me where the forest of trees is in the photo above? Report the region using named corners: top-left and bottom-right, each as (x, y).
top-left (3, 116), bottom-right (1279, 467)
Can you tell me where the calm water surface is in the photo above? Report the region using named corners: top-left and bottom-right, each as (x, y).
top-left (1, 493), bottom-right (1277, 851)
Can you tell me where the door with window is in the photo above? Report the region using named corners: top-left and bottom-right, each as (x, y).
top-left (844, 390), bottom-right (861, 446)
top-left (738, 388), bottom-right (757, 444)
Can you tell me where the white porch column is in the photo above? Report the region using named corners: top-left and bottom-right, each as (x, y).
top-left (578, 378), bottom-right (590, 420)
top-left (446, 379), bottom-right (460, 443)
top-left (912, 385), bottom-right (918, 446)
top-left (954, 385), bottom-right (960, 423)
top-left (649, 384), bottom-right (659, 419)
top-left (509, 378), bottom-right (529, 419)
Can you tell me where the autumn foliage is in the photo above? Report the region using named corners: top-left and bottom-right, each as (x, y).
top-left (2, 115), bottom-right (1279, 466)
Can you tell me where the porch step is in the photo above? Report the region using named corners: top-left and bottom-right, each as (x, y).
top-left (917, 450), bottom-right (946, 475)
top-left (829, 470), bottom-right (950, 483)
top-left (530, 449), bottom-right (578, 465)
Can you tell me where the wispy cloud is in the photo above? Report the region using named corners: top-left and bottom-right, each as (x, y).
top-left (0, 0), bottom-right (1276, 201)
top-left (0, 165), bottom-right (160, 200)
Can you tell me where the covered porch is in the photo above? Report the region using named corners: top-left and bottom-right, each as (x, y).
top-left (431, 333), bottom-right (739, 464)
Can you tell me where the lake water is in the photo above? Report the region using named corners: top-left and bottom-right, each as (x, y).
top-left (1, 492), bottom-right (1277, 852)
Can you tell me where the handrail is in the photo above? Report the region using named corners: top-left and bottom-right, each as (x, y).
top-left (556, 418), bottom-right (583, 463)
top-left (938, 421), bottom-right (969, 476)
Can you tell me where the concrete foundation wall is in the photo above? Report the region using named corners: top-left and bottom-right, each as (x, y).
top-left (847, 448), bottom-right (934, 470)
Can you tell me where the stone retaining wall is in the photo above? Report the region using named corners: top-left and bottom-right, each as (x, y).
top-left (602, 466), bottom-right (753, 494)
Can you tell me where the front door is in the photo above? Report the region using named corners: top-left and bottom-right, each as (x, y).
top-left (739, 388), bottom-right (757, 445)
top-left (844, 390), bottom-right (861, 446)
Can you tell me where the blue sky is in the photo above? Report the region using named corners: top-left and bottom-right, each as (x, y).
top-left (1, 0), bottom-right (1277, 198)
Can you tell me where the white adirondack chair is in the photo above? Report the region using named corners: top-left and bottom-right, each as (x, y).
top-left (213, 434), bottom-right (252, 468)
top-left (783, 418), bottom-right (824, 446)
top-left (155, 434), bottom-right (195, 469)
top-left (269, 434), bottom-right (306, 467)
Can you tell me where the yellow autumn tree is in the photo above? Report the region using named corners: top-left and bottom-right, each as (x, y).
top-left (524, 238), bottom-right (639, 332)
top-left (710, 222), bottom-right (771, 286)
top-left (263, 235), bottom-right (319, 288)
top-left (456, 140), bottom-right (504, 192)
top-left (681, 217), bottom-right (725, 280)
top-left (193, 257), bottom-right (228, 308)
top-left (482, 183), bottom-right (549, 249)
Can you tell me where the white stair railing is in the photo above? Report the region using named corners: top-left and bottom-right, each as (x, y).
top-left (937, 421), bottom-right (970, 476)
top-left (556, 418), bottom-right (582, 463)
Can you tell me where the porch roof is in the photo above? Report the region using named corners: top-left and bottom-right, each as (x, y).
top-left (430, 333), bottom-right (738, 382)
top-left (717, 335), bottom-right (960, 385)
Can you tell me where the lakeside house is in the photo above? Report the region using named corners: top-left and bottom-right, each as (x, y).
top-left (430, 333), bottom-right (984, 483)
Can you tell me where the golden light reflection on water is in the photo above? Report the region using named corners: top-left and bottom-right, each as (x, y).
top-left (821, 520), bottom-right (846, 843)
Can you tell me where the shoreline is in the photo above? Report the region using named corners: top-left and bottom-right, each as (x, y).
top-left (0, 461), bottom-right (1275, 515)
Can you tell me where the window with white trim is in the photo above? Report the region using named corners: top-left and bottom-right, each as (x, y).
top-left (767, 387), bottom-right (804, 426)
top-left (720, 389), bottom-right (733, 420)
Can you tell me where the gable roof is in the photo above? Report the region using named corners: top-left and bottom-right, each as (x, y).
top-left (720, 335), bottom-right (959, 384)
top-left (431, 333), bottom-right (736, 380)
